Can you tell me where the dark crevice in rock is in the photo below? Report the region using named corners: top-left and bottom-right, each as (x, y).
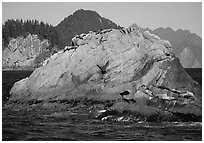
top-left (154, 72), bottom-right (164, 84)
top-left (120, 90), bottom-right (130, 96)
top-left (97, 61), bottom-right (109, 75)
top-left (99, 36), bottom-right (103, 43)
top-left (182, 94), bottom-right (194, 99)
top-left (123, 98), bottom-right (137, 104)
top-left (101, 29), bottom-right (112, 34)
top-left (127, 27), bottom-right (134, 34)
top-left (119, 29), bottom-right (126, 34)
top-left (28, 100), bottom-right (43, 105)
top-left (156, 85), bottom-right (181, 94)
top-left (25, 82), bottom-right (32, 96)
top-left (71, 41), bottom-right (76, 46)
top-left (119, 91), bottom-right (137, 103)
top-left (13, 48), bottom-right (18, 53)
top-left (75, 35), bottom-right (84, 40)
top-left (165, 53), bottom-right (171, 56)
top-left (132, 58), bottom-right (155, 81)
top-left (59, 72), bottom-right (66, 78)
top-left (156, 57), bottom-right (169, 62)
top-left (97, 65), bottom-right (106, 75)
top-left (99, 36), bottom-right (107, 43)
top-left (63, 46), bottom-right (77, 53)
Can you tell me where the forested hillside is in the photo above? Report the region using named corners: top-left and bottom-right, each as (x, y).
top-left (56, 9), bottom-right (122, 48)
top-left (2, 19), bottom-right (60, 51)
top-left (2, 9), bottom-right (121, 51)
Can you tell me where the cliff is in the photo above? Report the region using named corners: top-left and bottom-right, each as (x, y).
top-left (5, 28), bottom-right (202, 122)
top-left (2, 34), bottom-right (50, 70)
top-left (130, 24), bottom-right (202, 68)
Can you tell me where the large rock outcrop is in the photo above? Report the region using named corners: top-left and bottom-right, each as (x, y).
top-left (2, 34), bottom-right (50, 70)
top-left (5, 28), bottom-right (202, 122)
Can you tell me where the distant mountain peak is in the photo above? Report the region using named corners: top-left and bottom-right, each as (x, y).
top-left (166, 27), bottom-right (173, 30)
top-left (176, 29), bottom-right (184, 32)
top-left (73, 9), bottom-right (99, 15)
top-left (56, 9), bottom-right (121, 48)
top-left (179, 47), bottom-right (201, 68)
top-left (153, 27), bottom-right (202, 68)
top-left (154, 27), bottom-right (174, 33)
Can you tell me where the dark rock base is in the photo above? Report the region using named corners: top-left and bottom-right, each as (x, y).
top-left (4, 99), bottom-right (201, 122)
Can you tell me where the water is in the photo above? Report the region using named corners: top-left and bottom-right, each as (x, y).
top-left (2, 69), bottom-right (202, 141)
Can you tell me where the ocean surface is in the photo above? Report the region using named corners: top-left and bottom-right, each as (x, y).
top-left (2, 69), bottom-right (202, 141)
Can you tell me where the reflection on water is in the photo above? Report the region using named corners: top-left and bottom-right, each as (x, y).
top-left (2, 109), bottom-right (202, 141)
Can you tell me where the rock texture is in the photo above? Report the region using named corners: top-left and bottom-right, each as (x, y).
top-left (130, 24), bottom-right (202, 68)
top-left (5, 28), bottom-right (202, 122)
top-left (2, 34), bottom-right (50, 70)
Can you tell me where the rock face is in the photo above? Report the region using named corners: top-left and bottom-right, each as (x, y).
top-left (130, 24), bottom-right (202, 68)
top-left (2, 34), bottom-right (50, 70)
top-left (5, 28), bottom-right (202, 122)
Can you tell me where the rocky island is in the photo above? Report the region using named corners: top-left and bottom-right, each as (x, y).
top-left (5, 28), bottom-right (202, 122)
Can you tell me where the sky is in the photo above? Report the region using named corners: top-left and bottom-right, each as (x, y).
top-left (2, 2), bottom-right (202, 37)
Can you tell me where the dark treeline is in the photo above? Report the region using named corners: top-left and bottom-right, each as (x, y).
top-left (2, 19), bottom-right (61, 50)
top-left (2, 10), bottom-right (122, 51)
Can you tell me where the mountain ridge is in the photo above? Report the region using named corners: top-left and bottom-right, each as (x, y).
top-left (130, 23), bottom-right (202, 68)
top-left (2, 9), bottom-right (202, 69)
top-left (55, 9), bottom-right (122, 48)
